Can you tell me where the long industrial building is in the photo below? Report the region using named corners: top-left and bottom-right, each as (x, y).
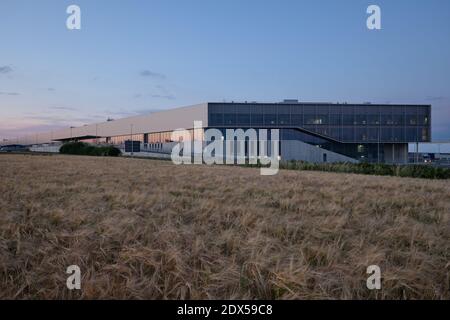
top-left (2, 101), bottom-right (431, 164)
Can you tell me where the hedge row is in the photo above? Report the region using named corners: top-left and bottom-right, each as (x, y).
top-left (279, 161), bottom-right (450, 179)
top-left (60, 142), bottom-right (121, 157)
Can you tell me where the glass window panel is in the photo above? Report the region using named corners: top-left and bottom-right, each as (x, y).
top-left (251, 114), bottom-right (263, 126)
top-left (367, 127), bottom-right (379, 141)
top-left (317, 105), bottom-right (329, 114)
top-left (418, 115), bottom-right (429, 126)
top-left (223, 105), bottom-right (236, 114)
top-left (278, 105), bottom-right (290, 114)
top-left (224, 114), bottom-right (236, 125)
top-left (355, 128), bottom-right (368, 141)
top-left (392, 106), bottom-right (404, 114)
top-left (342, 105), bottom-right (354, 114)
top-left (392, 128), bottom-right (404, 142)
top-left (290, 105), bottom-right (303, 114)
top-left (304, 105), bottom-right (316, 113)
top-left (417, 107), bottom-right (428, 115)
top-left (342, 128), bottom-right (354, 141)
top-left (251, 105), bottom-right (263, 114)
top-left (291, 114), bottom-right (303, 126)
top-left (379, 106), bottom-right (392, 114)
top-left (405, 106), bottom-right (417, 114)
top-left (264, 105), bottom-right (277, 114)
top-left (278, 114), bottom-right (290, 125)
top-left (236, 105), bottom-right (251, 114)
top-left (329, 114), bottom-right (341, 125)
top-left (210, 113), bottom-right (223, 125)
top-left (392, 114), bottom-right (404, 126)
top-left (264, 114), bottom-right (277, 126)
top-left (405, 127), bottom-right (418, 141)
top-left (236, 114), bottom-right (250, 125)
top-left (209, 104), bottom-right (223, 113)
top-left (317, 114), bottom-right (328, 125)
top-left (355, 115), bottom-right (367, 125)
top-left (354, 106), bottom-right (368, 114)
top-left (381, 115), bottom-right (393, 125)
top-left (406, 115), bottom-right (417, 125)
top-left (420, 127), bottom-right (429, 141)
top-left (329, 104), bottom-right (341, 113)
top-left (380, 127), bottom-right (392, 141)
top-left (329, 127), bottom-right (341, 140)
top-left (367, 115), bottom-right (380, 125)
top-left (305, 114), bottom-right (316, 125)
top-left (316, 127), bottom-right (329, 136)
top-left (343, 114), bottom-right (354, 125)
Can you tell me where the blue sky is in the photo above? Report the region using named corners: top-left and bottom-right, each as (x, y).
top-left (0, 0), bottom-right (449, 141)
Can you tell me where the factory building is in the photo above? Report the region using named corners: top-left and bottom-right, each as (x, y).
top-left (3, 101), bottom-right (431, 164)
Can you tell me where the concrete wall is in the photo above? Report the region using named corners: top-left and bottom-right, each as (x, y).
top-left (281, 140), bottom-right (359, 163)
top-left (384, 143), bottom-right (408, 164)
top-left (7, 103), bottom-right (208, 146)
top-left (29, 145), bottom-right (61, 153)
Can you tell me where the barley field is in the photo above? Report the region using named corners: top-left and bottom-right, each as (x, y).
top-left (0, 154), bottom-right (449, 299)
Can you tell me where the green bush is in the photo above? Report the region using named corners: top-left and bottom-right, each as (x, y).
top-left (60, 142), bottom-right (121, 157)
top-left (278, 161), bottom-right (450, 180)
top-left (103, 146), bottom-right (121, 157)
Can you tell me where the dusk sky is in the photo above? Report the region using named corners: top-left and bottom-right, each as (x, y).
top-left (1, 0), bottom-right (449, 141)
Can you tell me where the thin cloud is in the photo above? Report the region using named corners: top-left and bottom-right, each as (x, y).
top-left (0, 114), bottom-right (103, 140)
top-left (0, 66), bottom-right (13, 74)
top-left (134, 93), bottom-right (175, 100)
top-left (102, 108), bottom-right (168, 118)
top-left (103, 109), bottom-right (136, 118)
top-left (154, 84), bottom-right (175, 100)
top-left (140, 70), bottom-right (166, 79)
top-left (49, 106), bottom-right (77, 111)
top-left (0, 92), bottom-right (20, 96)
top-left (134, 108), bottom-right (166, 115)
top-left (23, 114), bottom-right (99, 124)
top-left (150, 94), bottom-right (175, 100)
top-left (134, 83), bottom-right (176, 100)
top-left (0, 123), bottom-right (66, 141)
top-left (425, 96), bottom-right (446, 102)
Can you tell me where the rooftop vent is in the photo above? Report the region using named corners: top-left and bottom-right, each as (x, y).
top-left (282, 99), bottom-right (299, 103)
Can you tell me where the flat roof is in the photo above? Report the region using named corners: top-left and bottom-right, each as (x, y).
top-left (209, 101), bottom-right (431, 107)
top-left (3, 101), bottom-right (432, 146)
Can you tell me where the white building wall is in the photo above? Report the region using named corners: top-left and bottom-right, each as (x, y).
top-left (281, 140), bottom-right (359, 163)
top-left (8, 103), bottom-right (208, 146)
top-left (384, 143), bottom-right (408, 164)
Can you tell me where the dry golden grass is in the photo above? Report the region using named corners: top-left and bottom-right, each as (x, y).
top-left (0, 154), bottom-right (449, 299)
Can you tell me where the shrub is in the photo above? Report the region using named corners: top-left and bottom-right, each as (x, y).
top-left (59, 142), bottom-right (87, 155)
top-left (104, 146), bottom-right (121, 157)
top-left (60, 142), bottom-right (121, 157)
top-left (278, 161), bottom-right (450, 180)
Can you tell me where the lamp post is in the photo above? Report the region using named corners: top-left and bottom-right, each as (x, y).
top-left (416, 141), bottom-right (419, 164)
top-left (377, 116), bottom-right (380, 163)
top-left (130, 124), bottom-right (134, 156)
top-left (438, 143), bottom-right (441, 164)
top-left (377, 129), bottom-right (380, 164)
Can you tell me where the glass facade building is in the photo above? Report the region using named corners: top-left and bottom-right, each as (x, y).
top-left (207, 102), bottom-right (431, 163)
top-left (10, 101), bottom-right (430, 164)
